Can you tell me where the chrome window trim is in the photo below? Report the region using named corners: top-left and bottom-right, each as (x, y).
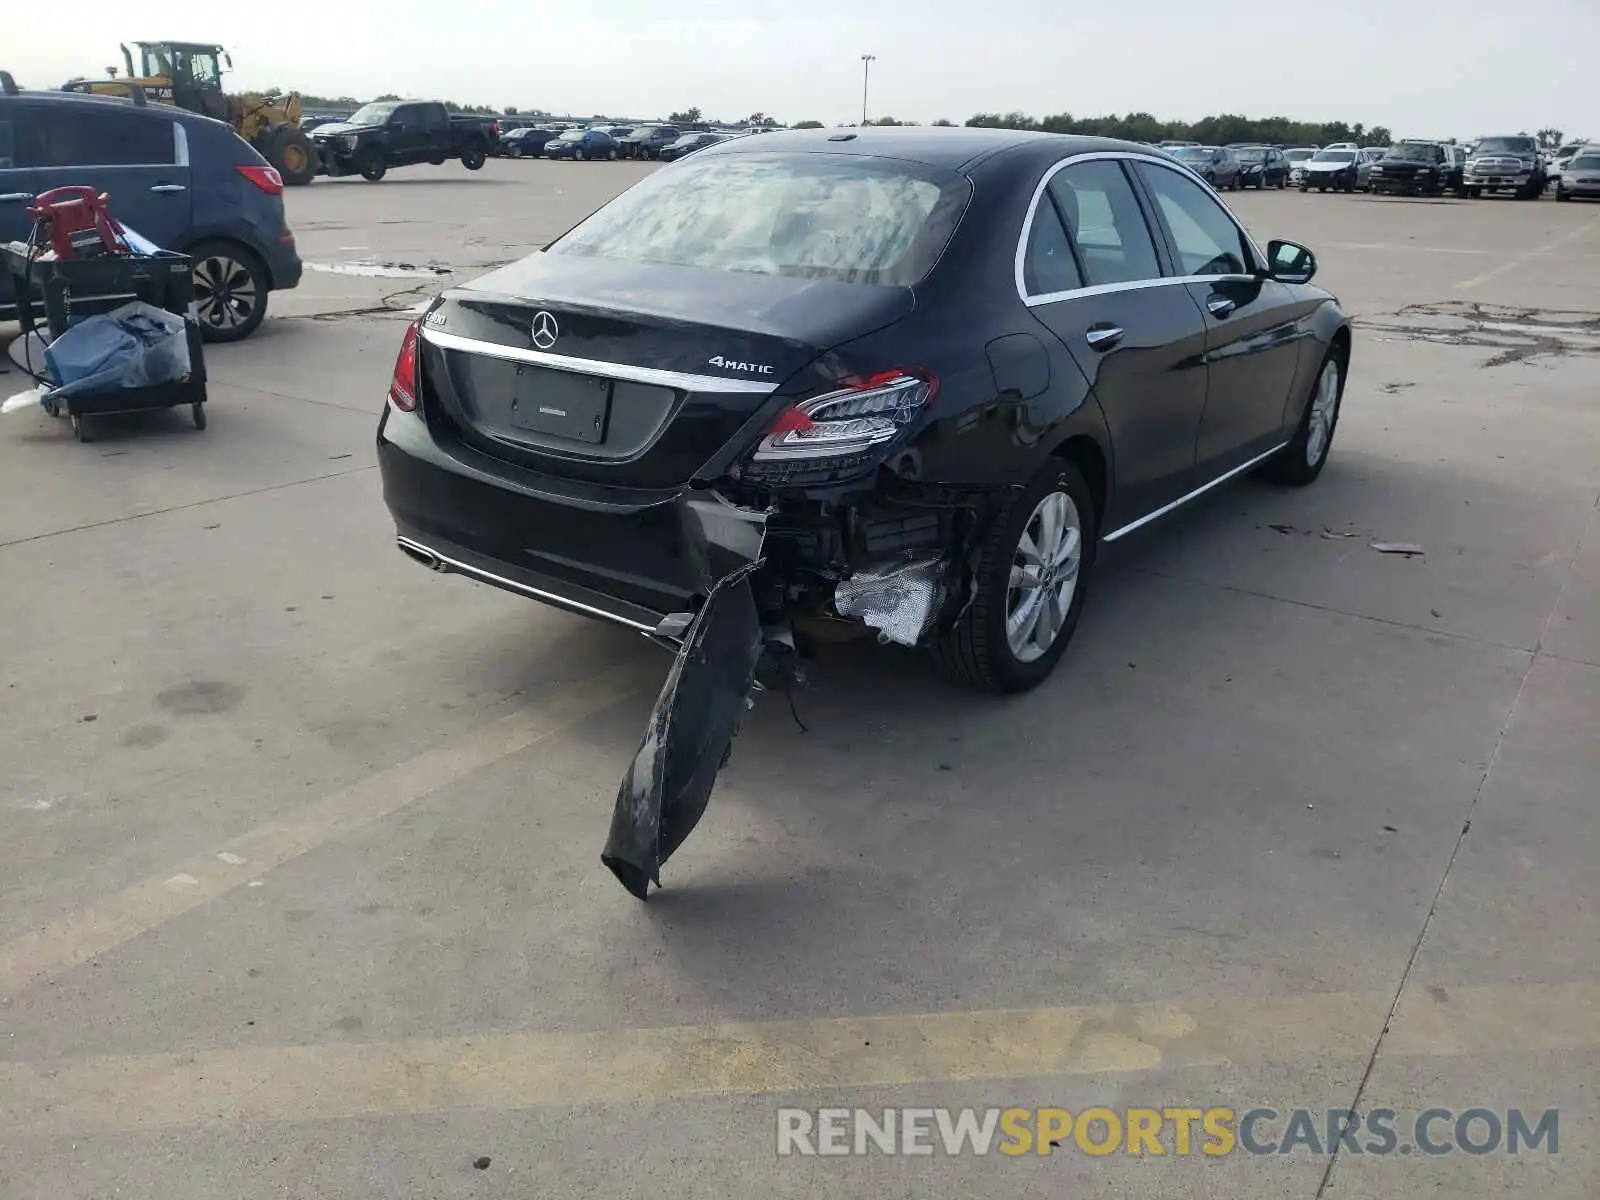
top-left (1102, 441), bottom-right (1288, 542)
top-left (1014, 150), bottom-right (1269, 305)
top-left (421, 327), bottom-right (780, 394)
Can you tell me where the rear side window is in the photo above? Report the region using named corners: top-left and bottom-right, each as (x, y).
top-left (0, 117), bottom-right (14, 170)
top-left (1023, 196), bottom-right (1083, 296)
top-left (1049, 160), bottom-right (1161, 286)
top-left (31, 106), bottom-right (176, 168)
top-left (548, 152), bottom-right (970, 286)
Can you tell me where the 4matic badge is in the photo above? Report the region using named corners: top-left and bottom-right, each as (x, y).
top-left (707, 355), bottom-right (774, 375)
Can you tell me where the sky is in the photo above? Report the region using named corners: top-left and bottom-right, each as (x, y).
top-left (6, 0), bottom-right (1597, 137)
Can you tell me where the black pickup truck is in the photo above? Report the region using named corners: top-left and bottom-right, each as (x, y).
top-left (311, 100), bottom-right (496, 181)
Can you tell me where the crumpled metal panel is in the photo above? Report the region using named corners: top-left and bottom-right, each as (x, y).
top-left (832, 553), bottom-right (946, 647)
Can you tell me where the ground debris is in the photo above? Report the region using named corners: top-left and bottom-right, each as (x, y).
top-left (1321, 528), bottom-right (1361, 539)
top-left (1370, 542), bottom-right (1425, 556)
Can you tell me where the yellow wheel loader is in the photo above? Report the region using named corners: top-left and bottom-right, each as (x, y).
top-left (63, 42), bottom-right (319, 186)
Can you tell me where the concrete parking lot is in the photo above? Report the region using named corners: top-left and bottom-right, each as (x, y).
top-left (2, 160), bottom-right (1596, 1199)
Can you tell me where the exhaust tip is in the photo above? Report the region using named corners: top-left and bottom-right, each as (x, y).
top-left (397, 539), bottom-right (445, 572)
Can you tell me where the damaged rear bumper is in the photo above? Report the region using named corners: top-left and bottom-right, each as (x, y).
top-left (379, 415), bottom-right (988, 894)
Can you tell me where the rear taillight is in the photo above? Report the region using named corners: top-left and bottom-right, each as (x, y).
top-left (236, 164), bottom-right (284, 195)
top-left (492, 120), bottom-right (501, 138)
top-left (389, 321), bottom-right (420, 412)
top-left (744, 370), bottom-right (937, 484)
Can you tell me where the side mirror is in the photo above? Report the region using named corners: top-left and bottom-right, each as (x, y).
top-left (1267, 239), bottom-right (1316, 284)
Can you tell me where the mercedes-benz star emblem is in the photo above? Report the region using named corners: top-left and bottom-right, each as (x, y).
top-left (530, 311), bottom-right (559, 350)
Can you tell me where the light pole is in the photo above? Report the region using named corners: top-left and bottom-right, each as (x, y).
top-left (860, 54), bottom-right (875, 126)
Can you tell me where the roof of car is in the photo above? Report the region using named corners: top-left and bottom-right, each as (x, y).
top-left (704, 126), bottom-right (1165, 170)
top-left (11, 87), bottom-right (170, 112)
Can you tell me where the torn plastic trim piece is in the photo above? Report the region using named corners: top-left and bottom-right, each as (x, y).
top-left (602, 490), bottom-right (772, 900)
top-left (832, 552), bottom-right (948, 647)
top-left (603, 558), bottom-right (766, 900)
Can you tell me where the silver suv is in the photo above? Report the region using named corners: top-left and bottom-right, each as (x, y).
top-left (1465, 135), bottom-right (1547, 199)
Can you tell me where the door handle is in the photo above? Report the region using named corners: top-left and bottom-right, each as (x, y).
top-left (150, 184), bottom-right (187, 193)
top-left (1084, 323), bottom-right (1124, 351)
top-left (1206, 295), bottom-right (1236, 318)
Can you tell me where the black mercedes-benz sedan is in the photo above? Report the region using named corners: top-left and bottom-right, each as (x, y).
top-left (377, 128), bottom-right (1350, 895)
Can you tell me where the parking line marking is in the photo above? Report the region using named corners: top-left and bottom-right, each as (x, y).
top-left (1, 982), bottom-right (1593, 1136)
top-left (1456, 212), bottom-right (1600, 290)
top-left (0, 659), bottom-right (651, 999)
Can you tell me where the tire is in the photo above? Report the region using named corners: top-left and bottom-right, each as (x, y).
top-left (191, 402), bottom-right (206, 430)
top-left (607, 147), bottom-right (618, 161)
top-left (359, 147), bottom-right (387, 181)
top-left (1261, 349), bottom-right (1344, 487)
top-left (265, 127), bottom-right (317, 186)
top-left (1556, 185), bottom-right (1569, 202)
top-left (188, 239), bottom-right (269, 343)
top-left (70, 413), bottom-right (90, 442)
top-left (1465, 186), bottom-right (1480, 198)
top-left (931, 461), bottom-right (1096, 694)
top-left (461, 145), bottom-right (487, 170)
top-left (508, 145), bottom-right (521, 159)
top-left (1518, 180), bottom-right (1540, 200)
top-left (1300, 184), bottom-right (1309, 192)
top-left (577, 147), bottom-right (586, 161)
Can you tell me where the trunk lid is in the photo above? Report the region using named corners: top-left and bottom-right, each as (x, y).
top-left (418, 253), bottom-right (914, 489)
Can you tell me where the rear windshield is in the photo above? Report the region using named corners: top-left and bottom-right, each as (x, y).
top-left (1285, 149), bottom-right (1314, 161)
top-left (547, 153), bottom-right (971, 286)
top-left (1474, 137), bottom-right (1536, 155)
top-left (1313, 150), bottom-right (1355, 162)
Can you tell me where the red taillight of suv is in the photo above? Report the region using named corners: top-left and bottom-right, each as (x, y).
top-left (236, 164), bottom-right (284, 195)
top-left (389, 321), bottom-right (421, 412)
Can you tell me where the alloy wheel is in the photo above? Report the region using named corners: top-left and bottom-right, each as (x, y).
top-left (193, 253), bottom-right (258, 333)
top-left (1306, 359), bottom-right (1341, 466)
top-left (1006, 491), bottom-right (1083, 663)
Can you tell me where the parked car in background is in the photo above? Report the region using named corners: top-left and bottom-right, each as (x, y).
top-left (377, 130), bottom-right (1350, 895)
top-left (1284, 147), bottom-right (1318, 186)
top-left (1554, 148), bottom-right (1600, 201)
top-left (1232, 145), bottom-right (1289, 188)
top-left (1169, 145), bottom-right (1242, 188)
top-left (1464, 134), bottom-right (1547, 198)
top-left (500, 126), bottom-right (557, 158)
top-left (1552, 141), bottom-right (1586, 175)
top-left (656, 131), bottom-right (728, 161)
top-left (310, 100), bottom-right (495, 181)
top-left (1299, 147), bottom-right (1368, 192)
top-left (617, 124), bottom-right (680, 159)
top-left (593, 125), bottom-right (633, 142)
top-left (490, 118), bottom-right (532, 155)
top-left (299, 114), bottom-right (349, 134)
top-left (0, 83), bottom-right (301, 342)
top-left (545, 128), bottom-right (620, 160)
top-left (1369, 141), bottom-right (1465, 196)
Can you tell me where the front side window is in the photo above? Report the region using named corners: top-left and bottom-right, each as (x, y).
top-left (1135, 161), bottom-right (1252, 277)
top-left (30, 106), bottom-right (176, 168)
top-left (1049, 160), bottom-right (1161, 286)
top-left (548, 152), bottom-right (970, 286)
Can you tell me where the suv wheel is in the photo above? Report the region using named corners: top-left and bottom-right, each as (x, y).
top-left (932, 462), bottom-right (1096, 694)
top-left (359, 147), bottom-right (387, 181)
top-left (189, 241), bottom-right (268, 343)
top-left (461, 146), bottom-right (487, 170)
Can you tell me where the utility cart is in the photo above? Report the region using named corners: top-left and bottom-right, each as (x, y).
top-left (1, 242), bottom-right (208, 442)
